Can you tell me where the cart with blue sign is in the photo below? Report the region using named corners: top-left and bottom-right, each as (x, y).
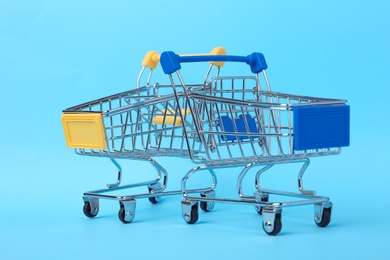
top-left (158, 50), bottom-right (349, 235)
top-left (61, 48), bottom-right (349, 235)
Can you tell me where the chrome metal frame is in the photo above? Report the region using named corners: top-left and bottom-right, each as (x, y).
top-left (63, 55), bottom-right (346, 235)
top-left (164, 65), bottom-right (346, 235)
top-left (64, 64), bottom-right (222, 224)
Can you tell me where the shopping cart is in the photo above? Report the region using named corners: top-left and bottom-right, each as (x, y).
top-left (158, 51), bottom-right (350, 235)
top-left (61, 47), bottom-right (227, 223)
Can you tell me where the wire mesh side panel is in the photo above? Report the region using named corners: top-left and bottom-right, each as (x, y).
top-left (64, 86), bottom-right (157, 113)
top-left (188, 77), bottom-right (346, 165)
top-left (203, 76), bottom-right (261, 101)
top-left (105, 94), bottom-right (202, 158)
top-left (189, 95), bottom-right (293, 165)
top-left (66, 92), bottom-right (202, 159)
top-left (187, 76), bottom-right (290, 164)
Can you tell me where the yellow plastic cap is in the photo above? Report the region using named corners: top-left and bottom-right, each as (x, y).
top-left (61, 113), bottom-right (107, 150)
top-left (209, 46), bottom-right (227, 67)
top-left (152, 109), bottom-right (191, 125)
top-left (141, 51), bottom-right (160, 69)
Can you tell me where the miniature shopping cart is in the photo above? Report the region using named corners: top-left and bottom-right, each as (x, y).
top-left (61, 48), bottom-right (227, 224)
top-left (61, 48), bottom-right (349, 235)
top-left (156, 51), bottom-right (350, 235)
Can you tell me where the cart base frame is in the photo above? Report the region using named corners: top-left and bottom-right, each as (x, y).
top-left (180, 158), bottom-right (332, 235)
top-left (81, 157), bottom-right (217, 224)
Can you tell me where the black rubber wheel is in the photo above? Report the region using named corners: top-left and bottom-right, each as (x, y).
top-left (148, 188), bottom-right (159, 204)
top-left (118, 206), bottom-right (132, 224)
top-left (200, 201), bottom-right (209, 212)
top-left (200, 193), bottom-right (215, 212)
top-left (186, 204), bottom-right (199, 225)
top-left (83, 201), bottom-right (98, 218)
top-left (263, 213), bottom-right (282, 236)
top-left (316, 208), bottom-right (331, 227)
top-left (148, 197), bottom-right (158, 204)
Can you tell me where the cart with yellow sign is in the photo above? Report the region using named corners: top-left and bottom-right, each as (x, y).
top-left (61, 48), bottom-right (349, 235)
top-left (61, 48), bottom-right (226, 223)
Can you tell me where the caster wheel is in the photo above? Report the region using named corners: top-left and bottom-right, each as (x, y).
top-left (148, 188), bottom-right (160, 204)
top-left (315, 207), bottom-right (331, 227)
top-left (200, 192), bottom-right (215, 212)
top-left (148, 197), bottom-right (159, 204)
top-left (118, 206), bottom-right (133, 224)
top-left (118, 200), bottom-right (136, 224)
top-left (182, 202), bottom-right (199, 224)
top-left (200, 201), bottom-right (214, 212)
top-left (186, 204), bottom-right (199, 224)
top-left (83, 201), bottom-right (98, 218)
top-left (262, 212), bottom-right (282, 236)
top-left (200, 194), bottom-right (215, 212)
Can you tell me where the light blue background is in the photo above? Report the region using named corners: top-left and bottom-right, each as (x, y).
top-left (1, 0), bottom-right (389, 259)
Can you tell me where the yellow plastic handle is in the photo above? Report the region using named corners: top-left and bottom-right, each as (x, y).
top-left (142, 51), bottom-right (160, 69)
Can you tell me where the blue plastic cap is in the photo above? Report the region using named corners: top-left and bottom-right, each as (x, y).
top-left (247, 52), bottom-right (268, 73)
top-left (160, 51), bottom-right (181, 74)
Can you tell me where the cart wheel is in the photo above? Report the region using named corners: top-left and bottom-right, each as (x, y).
top-left (200, 201), bottom-right (213, 212)
top-left (148, 197), bottom-right (159, 204)
top-left (118, 207), bottom-right (129, 224)
top-left (315, 207), bottom-right (331, 227)
top-left (187, 204), bottom-right (199, 224)
top-left (255, 195), bottom-right (269, 215)
top-left (182, 202), bottom-right (199, 224)
top-left (148, 188), bottom-right (160, 204)
top-left (118, 200), bottom-right (136, 224)
top-left (118, 206), bottom-right (133, 224)
top-left (83, 201), bottom-right (98, 218)
top-left (262, 212), bottom-right (282, 236)
top-left (200, 192), bottom-right (215, 212)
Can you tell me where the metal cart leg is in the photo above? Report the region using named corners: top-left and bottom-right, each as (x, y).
top-left (237, 162), bottom-right (272, 215)
top-left (106, 158), bottom-right (123, 189)
top-left (82, 157), bottom-right (168, 223)
top-left (253, 191), bottom-right (269, 215)
top-left (180, 165), bottom-right (218, 223)
top-left (297, 159), bottom-right (316, 196)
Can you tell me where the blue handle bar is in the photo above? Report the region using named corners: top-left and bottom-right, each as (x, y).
top-left (160, 51), bottom-right (268, 74)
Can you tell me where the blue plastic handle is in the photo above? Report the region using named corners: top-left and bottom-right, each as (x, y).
top-left (160, 51), bottom-right (268, 74)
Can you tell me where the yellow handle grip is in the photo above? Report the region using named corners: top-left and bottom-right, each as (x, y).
top-left (141, 51), bottom-right (160, 69)
top-left (152, 109), bottom-right (191, 125)
top-left (209, 46), bottom-right (227, 67)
